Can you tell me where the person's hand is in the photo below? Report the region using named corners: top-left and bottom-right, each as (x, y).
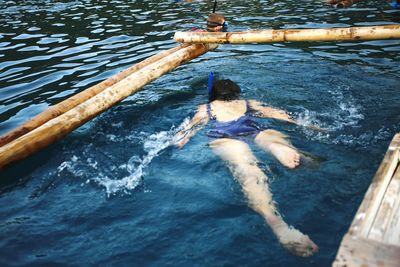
top-left (175, 136), bottom-right (190, 149)
top-left (327, 0), bottom-right (354, 8)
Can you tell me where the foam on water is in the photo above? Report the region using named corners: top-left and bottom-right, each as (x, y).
top-left (56, 118), bottom-right (191, 196)
top-left (294, 85), bottom-right (389, 147)
top-left (297, 85), bottom-right (364, 131)
top-left (1, 0), bottom-right (399, 266)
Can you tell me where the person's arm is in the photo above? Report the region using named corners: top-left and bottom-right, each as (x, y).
top-left (249, 100), bottom-right (326, 131)
top-left (174, 104), bottom-right (209, 148)
top-left (249, 100), bottom-right (295, 123)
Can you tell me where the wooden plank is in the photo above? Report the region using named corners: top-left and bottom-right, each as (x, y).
top-left (333, 235), bottom-right (400, 267)
top-left (369, 165), bottom-right (400, 242)
top-left (383, 166), bottom-right (400, 244)
top-left (347, 134), bottom-right (400, 238)
top-left (334, 134), bottom-right (400, 266)
top-left (390, 133), bottom-right (400, 150)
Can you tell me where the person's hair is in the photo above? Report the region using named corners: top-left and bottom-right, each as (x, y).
top-left (210, 79), bottom-right (241, 101)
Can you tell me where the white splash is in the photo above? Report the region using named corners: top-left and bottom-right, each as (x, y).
top-left (296, 85), bottom-right (373, 146)
top-left (327, 86), bottom-right (364, 130)
top-left (92, 118), bottom-right (190, 196)
top-left (297, 85), bottom-right (364, 132)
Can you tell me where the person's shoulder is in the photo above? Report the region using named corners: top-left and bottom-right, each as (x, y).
top-left (198, 104), bottom-right (207, 109)
top-left (226, 99), bottom-right (246, 107)
top-left (197, 104), bottom-right (208, 113)
top-left (248, 99), bottom-right (265, 107)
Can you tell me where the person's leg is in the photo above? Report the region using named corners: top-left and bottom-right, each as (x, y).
top-left (255, 129), bottom-right (301, 169)
top-left (210, 138), bottom-right (318, 257)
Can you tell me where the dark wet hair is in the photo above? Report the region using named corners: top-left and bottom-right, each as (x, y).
top-left (210, 79), bottom-right (241, 101)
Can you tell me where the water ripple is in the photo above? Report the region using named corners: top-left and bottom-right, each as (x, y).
top-left (0, 1), bottom-right (399, 265)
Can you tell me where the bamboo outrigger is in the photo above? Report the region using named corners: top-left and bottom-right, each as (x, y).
top-left (333, 133), bottom-right (400, 267)
top-left (0, 15), bottom-right (400, 266)
top-left (0, 43), bottom-right (190, 148)
top-left (0, 43), bottom-right (217, 170)
top-left (174, 25), bottom-right (400, 44)
top-left (0, 24), bottom-right (399, 171)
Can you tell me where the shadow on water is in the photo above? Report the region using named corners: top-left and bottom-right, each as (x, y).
top-left (0, 144), bottom-right (59, 196)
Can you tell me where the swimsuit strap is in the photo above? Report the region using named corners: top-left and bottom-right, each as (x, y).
top-left (207, 103), bottom-right (216, 120)
top-left (245, 100), bottom-right (255, 115)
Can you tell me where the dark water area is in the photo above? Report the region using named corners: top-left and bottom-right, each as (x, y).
top-left (0, 0), bottom-right (399, 266)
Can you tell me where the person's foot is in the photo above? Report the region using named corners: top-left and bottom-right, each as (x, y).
top-left (277, 227), bottom-right (319, 257)
top-left (266, 142), bottom-right (300, 169)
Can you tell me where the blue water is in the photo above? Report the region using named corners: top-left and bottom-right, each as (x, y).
top-left (1, 0), bottom-right (400, 266)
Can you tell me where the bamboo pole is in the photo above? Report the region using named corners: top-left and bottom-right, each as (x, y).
top-left (0, 43), bottom-right (217, 170)
top-left (0, 43), bottom-right (190, 148)
top-left (174, 25), bottom-right (400, 44)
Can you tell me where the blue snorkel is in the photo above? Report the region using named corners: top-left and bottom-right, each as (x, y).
top-left (208, 72), bottom-right (214, 97)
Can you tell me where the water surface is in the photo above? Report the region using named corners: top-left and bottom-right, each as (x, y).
top-left (1, 0), bottom-right (400, 266)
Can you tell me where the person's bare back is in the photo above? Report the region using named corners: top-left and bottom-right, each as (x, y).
top-left (208, 100), bottom-right (247, 121)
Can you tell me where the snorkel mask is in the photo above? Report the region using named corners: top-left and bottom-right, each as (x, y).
top-left (206, 19), bottom-right (228, 32)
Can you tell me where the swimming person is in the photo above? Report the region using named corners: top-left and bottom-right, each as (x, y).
top-left (174, 78), bottom-right (320, 257)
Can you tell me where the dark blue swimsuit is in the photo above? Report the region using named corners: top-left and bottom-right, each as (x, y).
top-left (206, 100), bottom-right (263, 139)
